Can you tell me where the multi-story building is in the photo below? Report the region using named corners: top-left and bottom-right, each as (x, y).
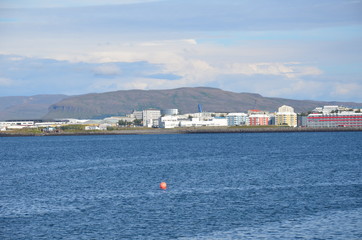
top-left (226, 113), bottom-right (249, 126)
top-left (275, 105), bottom-right (297, 127)
top-left (132, 111), bottom-right (143, 120)
top-left (307, 112), bottom-right (362, 127)
top-left (297, 115), bottom-right (308, 127)
top-left (249, 114), bottom-right (269, 126)
top-left (142, 109), bottom-right (161, 127)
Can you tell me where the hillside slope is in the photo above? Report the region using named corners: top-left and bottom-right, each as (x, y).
top-left (43, 87), bottom-right (362, 119)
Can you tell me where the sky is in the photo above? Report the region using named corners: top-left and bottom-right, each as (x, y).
top-left (1, 0), bottom-right (362, 102)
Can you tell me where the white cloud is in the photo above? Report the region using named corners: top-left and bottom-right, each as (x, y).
top-left (94, 64), bottom-right (122, 76)
top-left (1, 35), bottom-right (356, 101)
top-left (332, 82), bottom-right (362, 98)
top-left (220, 62), bottom-right (322, 78)
top-left (0, 77), bottom-right (13, 86)
top-left (267, 79), bottom-right (326, 99)
top-left (26, 39), bottom-right (324, 96)
top-left (49, 39), bottom-right (322, 90)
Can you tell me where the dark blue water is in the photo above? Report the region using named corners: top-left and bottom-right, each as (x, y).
top-left (1, 132), bottom-right (361, 239)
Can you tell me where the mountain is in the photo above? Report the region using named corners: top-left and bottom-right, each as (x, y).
top-left (43, 87), bottom-right (362, 119)
top-left (0, 95), bottom-right (68, 120)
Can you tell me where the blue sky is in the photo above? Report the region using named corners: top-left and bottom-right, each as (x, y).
top-left (1, 0), bottom-right (362, 102)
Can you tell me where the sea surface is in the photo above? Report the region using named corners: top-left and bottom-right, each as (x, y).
top-left (1, 132), bottom-right (361, 239)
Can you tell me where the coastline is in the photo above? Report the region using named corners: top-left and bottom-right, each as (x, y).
top-left (1, 126), bottom-right (362, 137)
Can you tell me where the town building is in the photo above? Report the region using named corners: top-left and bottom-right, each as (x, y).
top-left (0, 121), bottom-right (35, 130)
top-left (307, 105), bottom-right (362, 127)
top-left (132, 111), bottom-right (143, 120)
top-left (142, 109), bottom-right (161, 127)
top-left (307, 112), bottom-right (362, 127)
top-left (159, 115), bottom-right (180, 128)
top-left (268, 114), bottom-right (276, 125)
top-left (226, 113), bottom-right (249, 126)
top-left (275, 105), bottom-right (297, 127)
top-left (297, 115), bottom-right (308, 127)
top-left (179, 117), bottom-right (228, 128)
top-left (159, 115), bottom-right (228, 128)
top-left (249, 114), bottom-right (269, 126)
top-left (248, 109), bottom-right (269, 115)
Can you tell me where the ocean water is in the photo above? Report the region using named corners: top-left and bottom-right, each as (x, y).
top-left (0, 132), bottom-right (361, 239)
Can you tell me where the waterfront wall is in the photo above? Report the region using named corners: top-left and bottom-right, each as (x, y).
top-left (1, 126), bottom-right (362, 137)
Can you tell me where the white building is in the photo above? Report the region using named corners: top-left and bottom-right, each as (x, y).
top-left (322, 106), bottom-right (339, 114)
top-left (179, 117), bottom-right (228, 128)
top-left (0, 121), bottom-right (35, 129)
top-left (143, 109), bottom-right (161, 127)
top-left (186, 112), bottom-right (214, 120)
top-left (34, 121), bottom-right (68, 127)
top-left (226, 113), bottom-right (249, 126)
top-left (159, 115), bottom-right (180, 128)
top-left (307, 106), bottom-right (362, 127)
top-left (103, 116), bottom-right (135, 125)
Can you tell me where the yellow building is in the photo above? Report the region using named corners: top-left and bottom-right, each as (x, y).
top-left (276, 105), bottom-right (297, 127)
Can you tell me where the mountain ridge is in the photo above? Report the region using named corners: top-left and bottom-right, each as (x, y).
top-left (43, 87), bottom-right (362, 119)
top-left (1, 87), bottom-right (361, 120)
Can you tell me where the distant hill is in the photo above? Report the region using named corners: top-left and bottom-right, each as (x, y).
top-left (0, 95), bottom-right (68, 120)
top-left (43, 87), bottom-right (362, 119)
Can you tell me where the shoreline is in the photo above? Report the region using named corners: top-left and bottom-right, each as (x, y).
top-left (1, 126), bottom-right (362, 137)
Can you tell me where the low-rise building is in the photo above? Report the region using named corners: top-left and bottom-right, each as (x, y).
top-left (179, 117), bottom-right (228, 128)
top-left (159, 115), bottom-right (180, 128)
top-left (0, 121), bottom-right (35, 129)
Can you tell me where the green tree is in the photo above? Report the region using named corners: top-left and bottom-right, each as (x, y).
top-left (133, 119), bottom-right (142, 126)
top-left (118, 120), bottom-right (128, 126)
top-left (60, 124), bottom-right (84, 131)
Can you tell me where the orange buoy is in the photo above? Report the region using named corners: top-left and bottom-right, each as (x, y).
top-left (160, 182), bottom-right (167, 190)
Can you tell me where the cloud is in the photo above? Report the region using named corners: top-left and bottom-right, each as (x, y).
top-left (147, 73), bottom-right (182, 80)
top-left (0, 77), bottom-right (13, 86)
top-left (0, 1), bottom-right (361, 102)
top-left (94, 64), bottom-right (122, 76)
top-left (331, 82), bottom-right (362, 101)
top-left (220, 62), bottom-right (323, 78)
top-left (0, 0), bottom-right (161, 8)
